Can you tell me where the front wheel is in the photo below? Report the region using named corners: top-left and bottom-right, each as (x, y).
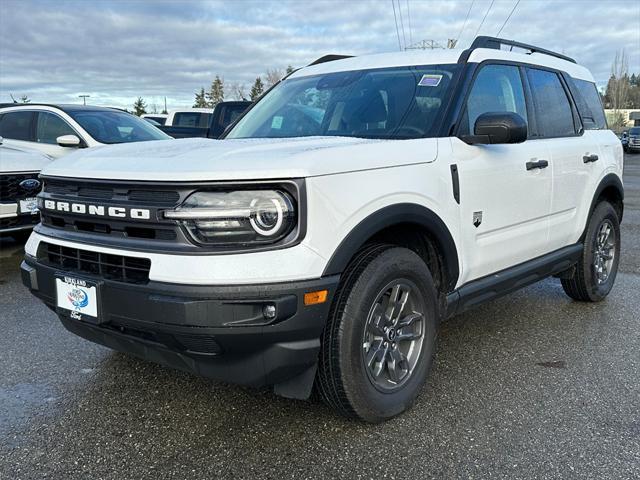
top-left (561, 201), bottom-right (621, 302)
top-left (316, 245), bottom-right (438, 422)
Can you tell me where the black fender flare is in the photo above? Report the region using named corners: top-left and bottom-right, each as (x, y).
top-left (581, 173), bottom-right (624, 237)
top-left (322, 203), bottom-right (460, 292)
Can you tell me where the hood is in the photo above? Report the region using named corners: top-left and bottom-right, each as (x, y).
top-left (40, 136), bottom-right (438, 181)
top-left (0, 145), bottom-right (52, 173)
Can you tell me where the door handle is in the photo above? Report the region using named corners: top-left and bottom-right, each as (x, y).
top-left (583, 154), bottom-right (599, 163)
top-left (526, 159), bottom-right (549, 171)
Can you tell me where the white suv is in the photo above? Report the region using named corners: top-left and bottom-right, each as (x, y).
top-left (0, 104), bottom-right (170, 158)
top-left (0, 139), bottom-right (51, 240)
top-left (22, 37), bottom-right (623, 422)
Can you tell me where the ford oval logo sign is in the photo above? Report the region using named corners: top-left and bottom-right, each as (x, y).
top-left (19, 178), bottom-right (41, 192)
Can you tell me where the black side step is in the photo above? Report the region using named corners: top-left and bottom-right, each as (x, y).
top-left (446, 243), bottom-right (583, 318)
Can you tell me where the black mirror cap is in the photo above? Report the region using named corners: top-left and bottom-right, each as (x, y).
top-left (462, 112), bottom-right (527, 145)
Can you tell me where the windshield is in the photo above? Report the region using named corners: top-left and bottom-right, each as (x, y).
top-left (227, 64), bottom-right (460, 140)
top-left (629, 127), bottom-right (640, 135)
top-left (68, 110), bottom-right (171, 144)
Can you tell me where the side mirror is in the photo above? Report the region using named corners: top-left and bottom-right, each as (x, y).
top-left (461, 112), bottom-right (527, 145)
top-left (56, 134), bottom-right (81, 148)
top-left (0, 136), bottom-right (3, 145)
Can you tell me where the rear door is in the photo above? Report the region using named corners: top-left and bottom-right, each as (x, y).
top-left (453, 63), bottom-right (553, 282)
top-left (0, 110), bottom-right (37, 153)
top-left (524, 68), bottom-right (598, 251)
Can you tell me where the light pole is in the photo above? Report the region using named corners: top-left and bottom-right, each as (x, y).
top-left (78, 95), bottom-right (90, 106)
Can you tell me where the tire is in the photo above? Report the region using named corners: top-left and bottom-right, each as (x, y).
top-left (561, 201), bottom-right (621, 302)
top-left (316, 244), bottom-right (438, 422)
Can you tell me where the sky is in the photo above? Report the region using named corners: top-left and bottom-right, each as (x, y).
top-left (1, 0), bottom-right (639, 110)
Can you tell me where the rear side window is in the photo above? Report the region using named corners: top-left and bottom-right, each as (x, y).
top-left (573, 79), bottom-right (607, 130)
top-left (461, 64), bottom-right (527, 135)
top-left (36, 112), bottom-right (76, 144)
top-left (526, 68), bottom-right (575, 137)
top-left (173, 112), bottom-right (211, 128)
top-left (0, 111), bottom-right (34, 141)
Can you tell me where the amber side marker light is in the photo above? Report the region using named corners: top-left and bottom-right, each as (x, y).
top-left (304, 290), bottom-right (328, 306)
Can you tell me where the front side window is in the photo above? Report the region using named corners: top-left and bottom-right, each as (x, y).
top-left (67, 110), bottom-right (170, 144)
top-left (461, 64), bottom-right (527, 135)
top-left (36, 112), bottom-right (76, 144)
top-left (573, 79), bottom-right (606, 130)
top-left (227, 64), bottom-right (460, 139)
top-left (526, 68), bottom-right (575, 137)
top-left (0, 111), bottom-right (34, 141)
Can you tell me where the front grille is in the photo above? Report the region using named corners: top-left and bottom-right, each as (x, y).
top-left (39, 242), bottom-right (151, 284)
top-left (0, 215), bottom-right (39, 230)
top-left (44, 180), bottom-right (180, 205)
top-left (41, 214), bottom-right (177, 241)
top-left (40, 178), bottom-right (183, 245)
top-left (0, 173), bottom-right (40, 201)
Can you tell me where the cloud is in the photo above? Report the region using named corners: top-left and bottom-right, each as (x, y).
top-left (0, 0), bottom-right (638, 110)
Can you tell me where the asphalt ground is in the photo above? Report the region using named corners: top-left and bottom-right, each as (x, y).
top-left (1, 154), bottom-right (638, 480)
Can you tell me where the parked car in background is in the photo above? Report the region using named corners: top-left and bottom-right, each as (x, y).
top-left (141, 114), bottom-right (168, 125)
top-left (620, 131), bottom-right (629, 152)
top-left (158, 101), bottom-right (251, 139)
top-left (0, 138), bottom-right (50, 241)
top-left (0, 104), bottom-right (172, 158)
top-left (627, 127), bottom-right (640, 153)
top-left (164, 107), bottom-right (214, 127)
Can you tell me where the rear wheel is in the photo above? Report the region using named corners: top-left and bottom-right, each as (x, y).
top-left (316, 245), bottom-right (438, 422)
top-left (561, 201), bottom-right (620, 302)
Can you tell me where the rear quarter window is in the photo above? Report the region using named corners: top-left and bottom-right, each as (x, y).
top-left (573, 79), bottom-right (607, 130)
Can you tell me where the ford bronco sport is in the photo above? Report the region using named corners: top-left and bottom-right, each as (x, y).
top-left (22, 37), bottom-right (623, 422)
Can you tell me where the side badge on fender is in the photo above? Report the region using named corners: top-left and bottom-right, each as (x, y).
top-left (473, 211), bottom-right (483, 228)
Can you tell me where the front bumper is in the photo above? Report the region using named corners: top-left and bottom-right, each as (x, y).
top-left (22, 256), bottom-right (339, 397)
top-left (0, 203), bottom-right (39, 233)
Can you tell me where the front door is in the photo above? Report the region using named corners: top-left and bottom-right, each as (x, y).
top-left (453, 63), bottom-right (553, 284)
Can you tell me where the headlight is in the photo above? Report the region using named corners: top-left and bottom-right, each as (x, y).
top-left (164, 189), bottom-right (296, 246)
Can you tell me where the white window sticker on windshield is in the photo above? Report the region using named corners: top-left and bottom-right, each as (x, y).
top-left (418, 74), bottom-right (442, 87)
top-left (271, 116), bottom-right (283, 129)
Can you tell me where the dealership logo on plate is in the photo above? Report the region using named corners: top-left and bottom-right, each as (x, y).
top-left (67, 288), bottom-right (89, 310)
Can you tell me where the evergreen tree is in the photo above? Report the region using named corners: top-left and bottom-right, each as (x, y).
top-left (133, 97), bottom-right (147, 116)
top-left (193, 87), bottom-right (208, 108)
top-left (285, 65), bottom-right (294, 75)
top-left (207, 75), bottom-right (224, 107)
top-left (250, 77), bottom-right (264, 101)
top-left (630, 73), bottom-right (638, 87)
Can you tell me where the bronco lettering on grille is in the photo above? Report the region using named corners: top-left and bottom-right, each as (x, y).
top-left (43, 200), bottom-right (151, 220)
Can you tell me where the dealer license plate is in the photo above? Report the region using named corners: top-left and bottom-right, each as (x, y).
top-left (55, 276), bottom-right (99, 320)
top-left (19, 197), bottom-right (38, 214)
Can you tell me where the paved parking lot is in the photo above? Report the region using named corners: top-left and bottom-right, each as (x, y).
top-left (1, 154), bottom-right (639, 480)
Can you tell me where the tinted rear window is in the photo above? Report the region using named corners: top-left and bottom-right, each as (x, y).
top-left (573, 79), bottom-right (606, 130)
top-left (526, 68), bottom-right (575, 137)
top-left (173, 112), bottom-right (211, 128)
top-left (0, 111), bottom-right (33, 141)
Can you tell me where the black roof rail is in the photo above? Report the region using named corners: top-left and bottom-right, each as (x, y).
top-left (308, 54), bottom-right (353, 66)
top-left (467, 36), bottom-right (576, 64)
